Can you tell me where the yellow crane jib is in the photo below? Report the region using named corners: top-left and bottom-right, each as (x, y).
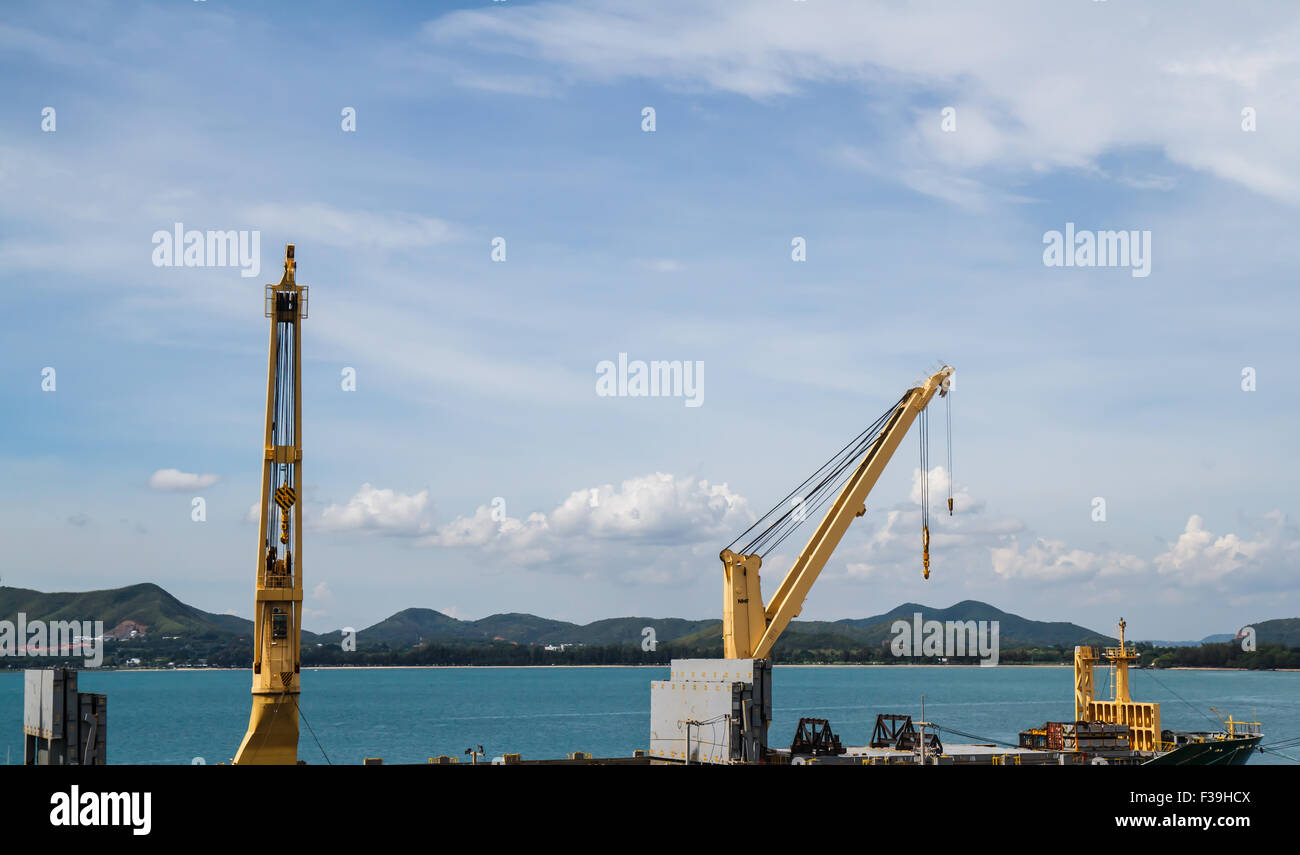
top-left (721, 366), bottom-right (953, 660)
top-left (234, 244), bottom-right (308, 765)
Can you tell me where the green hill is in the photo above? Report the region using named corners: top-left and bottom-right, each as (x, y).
top-left (652, 601), bottom-right (1111, 651)
top-left (0, 582), bottom-right (245, 639)
top-left (6, 582), bottom-right (1293, 658)
top-left (568, 617), bottom-right (718, 646)
top-left (1239, 617), bottom-right (1300, 647)
top-left (318, 609), bottom-right (718, 648)
top-left (0, 582), bottom-right (321, 642)
top-left (826, 600), bottom-right (1115, 648)
top-left (1194, 618), bottom-right (1300, 647)
top-left (314, 607), bottom-right (472, 647)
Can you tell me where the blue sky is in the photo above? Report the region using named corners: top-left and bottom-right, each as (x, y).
top-left (1, 0), bottom-right (1297, 639)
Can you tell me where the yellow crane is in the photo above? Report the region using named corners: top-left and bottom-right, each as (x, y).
top-left (234, 245), bottom-right (308, 765)
top-left (720, 366), bottom-right (953, 660)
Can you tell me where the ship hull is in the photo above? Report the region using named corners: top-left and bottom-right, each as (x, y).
top-left (1143, 735), bottom-right (1261, 766)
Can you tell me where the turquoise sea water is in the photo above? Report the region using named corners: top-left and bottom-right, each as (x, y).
top-left (1, 666), bottom-right (1294, 765)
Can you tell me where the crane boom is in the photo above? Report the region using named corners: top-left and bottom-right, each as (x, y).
top-left (722, 366), bottom-right (953, 660)
top-left (233, 245), bottom-right (308, 765)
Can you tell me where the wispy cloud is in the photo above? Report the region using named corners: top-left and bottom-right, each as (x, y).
top-left (148, 469), bottom-right (219, 491)
top-left (245, 203), bottom-right (460, 251)
top-left (426, 0), bottom-right (1300, 203)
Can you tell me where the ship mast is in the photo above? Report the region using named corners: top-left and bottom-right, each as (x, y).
top-left (1073, 617), bottom-right (1161, 753)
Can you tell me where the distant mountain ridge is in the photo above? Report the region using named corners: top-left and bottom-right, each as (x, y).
top-left (1142, 618), bottom-right (1300, 648)
top-left (2, 583), bottom-right (1295, 651)
top-left (666, 600), bottom-right (1116, 651)
top-left (311, 610), bottom-right (719, 648)
top-left (1226, 618), bottom-right (1300, 647)
top-left (311, 600), bottom-right (1115, 650)
top-left (0, 583), bottom-right (285, 639)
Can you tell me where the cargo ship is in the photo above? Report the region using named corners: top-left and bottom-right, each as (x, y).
top-left (639, 618), bottom-right (1263, 766)
top-left (422, 618), bottom-right (1265, 765)
top-left (1012, 618), bottom-right (1262, 767)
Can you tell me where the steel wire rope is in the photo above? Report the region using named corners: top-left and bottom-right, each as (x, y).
top-left (726, 395), bottom-right (905, 559)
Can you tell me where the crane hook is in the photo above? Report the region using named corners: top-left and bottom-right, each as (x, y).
top-left (922, 524), bottom-right (930, 580)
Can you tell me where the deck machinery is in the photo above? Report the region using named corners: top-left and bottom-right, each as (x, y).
top-left (233, 245), bottom-right (308, 765)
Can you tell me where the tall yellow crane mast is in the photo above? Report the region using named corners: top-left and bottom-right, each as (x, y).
top-left (234, 245), bottom-right (308, 765)
top-left (721, 366), bottom-right (953, 660)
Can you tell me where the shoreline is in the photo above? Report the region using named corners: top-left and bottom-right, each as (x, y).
top-left (4, 663), bottom-right (1294, 673)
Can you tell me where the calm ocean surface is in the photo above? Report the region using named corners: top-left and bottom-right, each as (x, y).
top-left (1, 666), bottom-right (1294, 765)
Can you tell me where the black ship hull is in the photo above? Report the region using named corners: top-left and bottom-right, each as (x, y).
top-left (1144, 735), bottom-right (1261, 766)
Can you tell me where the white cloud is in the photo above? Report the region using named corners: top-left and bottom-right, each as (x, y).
top-left (148, 468), bottom-right (219, 491)
top-left (426, 505), bottom-right (552, 564)
top-left (845, 494), bottom-right (1294, 596)
top-left (837, 466), bottom-right (1145, 586)
top-left (1154, 512), bottom-right (1298, 590)
top-left (907, 465), bottom-right (978, 513)
top-left (426, 0), bottom-right (1300, 204)
top-left (827, 469), bottom-right (1297, 600)
top-left (404, 458), bottom-right (1296, 601)
top-left (551, 473), bottom-right (749, 541)
top-left (421, 472), bottom-right (753, 576)
top-left (318, 483), bottom-right (435, 535)
top-left (990, 537), bottom-right (1146, 583)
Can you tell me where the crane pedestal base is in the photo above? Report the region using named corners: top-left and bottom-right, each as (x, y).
top-left (233, 693), bottom-right (300, 765)
top-left (649, 659), bottom-right (771, 764)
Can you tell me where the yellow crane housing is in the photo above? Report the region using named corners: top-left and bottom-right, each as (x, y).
top-left (234, 245), bottom-right (308, 765)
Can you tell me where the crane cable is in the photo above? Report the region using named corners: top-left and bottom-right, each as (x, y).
top-left (946, 386), bottom-right (953, 515)
top-left (291, 694), bottom-right (333, 765)
top-left (1135, 668), bottom-right (1237, 730)
top-left (731, 401), bottom-right (896, 558)
top-left (726, 394), bottom-right (905, 559)
top-left (1260, 734), bottom-right (1300, 750)
top-left (933, 723), bottom-right (1019, 749)
top-left (270, 319), bottom-right (296, 552)
top-left (920, 405), bottom-right (930, 579)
